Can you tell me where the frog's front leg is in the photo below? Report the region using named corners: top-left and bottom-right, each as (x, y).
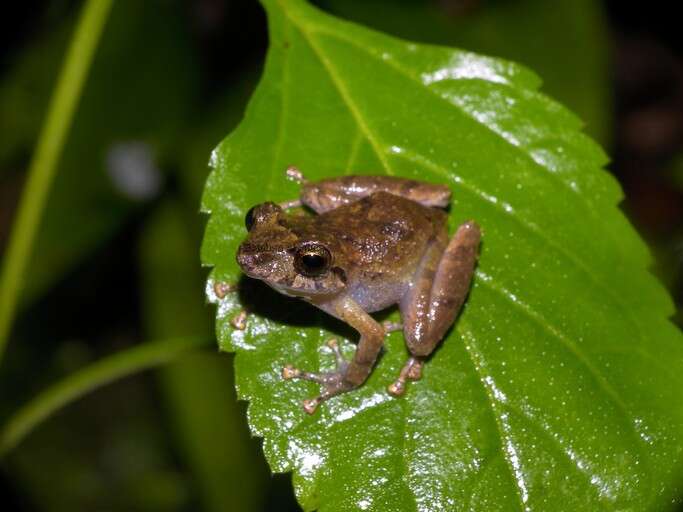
top-left (282, 297), bottom-right (385, 414)
top-left (389, 221), bottom-right (481, 395)
top-left (212, 281), bottom-right (250, 330)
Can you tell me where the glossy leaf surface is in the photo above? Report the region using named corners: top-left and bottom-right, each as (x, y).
top-left (201, 0), bottom-right (683, 509)
top-left (320, 0), bottom-right (611, 144)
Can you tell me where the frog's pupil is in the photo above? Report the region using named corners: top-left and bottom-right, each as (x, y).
top-left (302, 253), bottom-right (324, 270)
top-left (244, 206), bottom-right (256, 231)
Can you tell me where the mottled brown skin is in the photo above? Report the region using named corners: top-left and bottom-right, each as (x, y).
top-left (236, 170), bottom-right (480, 413)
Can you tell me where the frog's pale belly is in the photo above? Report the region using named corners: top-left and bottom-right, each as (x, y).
top-left (347, 276), bottom-right (409, 312)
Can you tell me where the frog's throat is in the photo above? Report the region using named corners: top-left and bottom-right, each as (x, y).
top-left (267, 278), bottom-right (342, 299)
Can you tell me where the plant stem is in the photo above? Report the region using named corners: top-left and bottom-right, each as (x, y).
top-left (0, 336), bottom-right (211, 456)
top-left (0, 0), bottom-right (114, 363)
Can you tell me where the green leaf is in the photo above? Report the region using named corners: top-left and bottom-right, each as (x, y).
top-left (0, 336), bottom-right (209, 456)
top-left (319, 0), bottom-right (611, 144)
top-left (201, 0), bottom-right (683, 510)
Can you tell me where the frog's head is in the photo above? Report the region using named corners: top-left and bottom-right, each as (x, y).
top-left (236, 202), bottom-right (347, 297)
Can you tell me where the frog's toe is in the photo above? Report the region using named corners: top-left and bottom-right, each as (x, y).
top-left (325, 338), bottom-right (347, 368)
top-left (282, 339), bottom-right (357, 413)
top-left (282, 339), bottom-right (349, 382)
top-left (302, 396), bottom-right (322, 414)
top-left (213, 281), bottom-right (236, 299)
top-left (387, 357), bottom-right (424, 397)
top-left (301, 376), bottom-right (354, 414)
top-left (230, 309), bottom-right (248, 330)
top-left (282, 370), bottom-right (352, 414)
top-left (285, 165), bottom-right (308, 184)
top-left (282, 364), bottom-right (326, 384)
top-left (387, 379), bottom-right (406, 396)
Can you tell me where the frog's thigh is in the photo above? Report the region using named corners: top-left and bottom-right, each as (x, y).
top-left (401, 221), bottom-right (480, 356)
top-left (399, 236), bottom-right (444, 352)
top-left (301, 176), bottom-right (451, 213)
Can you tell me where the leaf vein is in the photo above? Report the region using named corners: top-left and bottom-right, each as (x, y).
top-left (267, 17), bottom-right (292, 196)
top-left (505, 404), bottom-right (618, 508)
top-left (460, 323), bottom-right (531, 512)
top-left (475, 272), bottom-right (652, 469)
top-left (344, 129), bottom-right (363, 175)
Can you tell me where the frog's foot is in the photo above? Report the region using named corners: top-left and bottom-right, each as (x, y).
top-left (387, 357), bottom-right (424, 397)
top-left (279, 166), bottom-right (309, 210)
top-left (285, 165), bottom-right (308, 184)
top-left (282, 339), bottom-right (355, 414)
top-left (212, 280), bottom-right (236, 299)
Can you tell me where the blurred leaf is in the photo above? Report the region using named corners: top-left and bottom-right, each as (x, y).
top-left (670, 153), bottom-right (683, 192)
top-left (177, 68), bottom-right (261, 206)
top-left (140, 201), bottom-right (269, 512)
top-left (0, 0), bottom-right (114, 362)
top-left (0, 335), bottom-right (209, 456)
top-left (201, 0), bottom-right (683, 510)
top-left (319, 0), bottom-right (611, 144)
top-left (1, 0), bottom-right (198, 305)
top-left (7, 373), bottom-right (193, 512)
top-left (0, 13), bottom-right (68, 168)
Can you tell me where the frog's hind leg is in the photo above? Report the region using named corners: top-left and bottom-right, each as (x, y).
top-left (300, 175), bottom-right (452, 214)
top-left (389, 221), bottom-right (480, 396)
top-left (279, 167), bottom-right (452, 213)
top-left (282, 339), bottom-right (352, 414)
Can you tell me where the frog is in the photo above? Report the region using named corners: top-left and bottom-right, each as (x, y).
top-left (236, 167), bottom-right (480, 414)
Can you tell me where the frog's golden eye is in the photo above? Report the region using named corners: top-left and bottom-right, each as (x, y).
top-left (244, 206), bottom-right (257, 231)
top-left (294, 243), bottom-right (331, 277)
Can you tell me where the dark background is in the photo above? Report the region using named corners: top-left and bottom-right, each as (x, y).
top-left (0, 0), bottom-right (681, 510)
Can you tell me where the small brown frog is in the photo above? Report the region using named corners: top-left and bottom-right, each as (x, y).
top-left (236, 168), bottom-right (480, 413)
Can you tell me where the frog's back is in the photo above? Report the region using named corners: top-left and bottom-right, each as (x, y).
top-left (313, 191), bottom-right (447, 310)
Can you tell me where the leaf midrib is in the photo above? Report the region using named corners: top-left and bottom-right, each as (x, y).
top-left (282, 5), bottom-right (394, 175)
top-left (267, 11), bottom-right (292, 197)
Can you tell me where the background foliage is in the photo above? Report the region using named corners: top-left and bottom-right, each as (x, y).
top-left (1, 0), bottom-right (682, 510)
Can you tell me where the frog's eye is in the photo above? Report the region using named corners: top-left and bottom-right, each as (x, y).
top-left (244, 206), bottom-right (257, 231)
top-left (294, 243), bottom-right (331, 277)
top-left (245, 202), bottom-right (282, 231)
